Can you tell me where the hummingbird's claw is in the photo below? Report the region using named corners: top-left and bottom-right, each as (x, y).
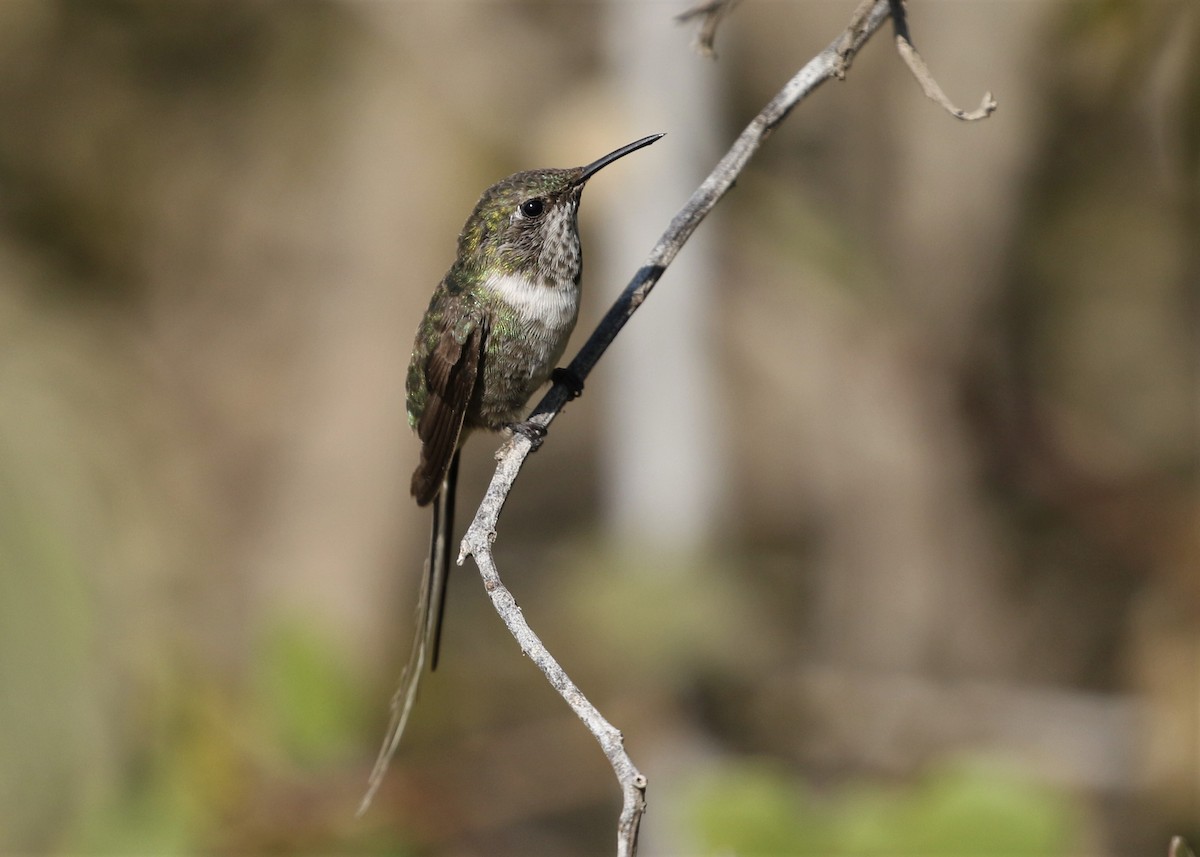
top-left (551, 367), bottom-right (585, 400)
top-left (508, 420), bottom-right (548, 450)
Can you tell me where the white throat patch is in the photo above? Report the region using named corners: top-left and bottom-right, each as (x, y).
top-left (483, 272), bottom-right (580, 332)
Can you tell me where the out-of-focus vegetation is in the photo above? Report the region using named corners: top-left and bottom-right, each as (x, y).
top-left (0, 1), bottom-right (1194, 855)
top-left (684, 758), bottom-right (1076, 855)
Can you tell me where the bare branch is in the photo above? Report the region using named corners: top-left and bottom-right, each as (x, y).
top-left (889, 0), bottom-right (998, 121)
top-left (675, 0), bottom-right (742, 58)
top-left (460, 489), bottom-right (646, 855)
top-left (455, 2), bottom-right (899, 854)
top-left (675, 0), bottom-right (1001, 114)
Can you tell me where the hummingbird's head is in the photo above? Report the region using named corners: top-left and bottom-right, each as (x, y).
top-left (455, 134), bottom-right (664, 287)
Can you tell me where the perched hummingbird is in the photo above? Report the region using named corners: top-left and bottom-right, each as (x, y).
top-left (405, 132), bottom-right (664, 668)
top-left (360, 134), bottom-right (664, 812)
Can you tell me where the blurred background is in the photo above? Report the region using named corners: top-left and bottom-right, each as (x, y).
top-left (0, 0), bottom-right (1195, 854)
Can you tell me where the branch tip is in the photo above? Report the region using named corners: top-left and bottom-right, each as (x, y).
top-left (890, 0), bottom-right (997, 121)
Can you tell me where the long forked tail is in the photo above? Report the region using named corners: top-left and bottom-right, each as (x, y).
top-left (357, 451), bottom-right (459, 815)
top-left (427, 450), bottom-right (457, 669)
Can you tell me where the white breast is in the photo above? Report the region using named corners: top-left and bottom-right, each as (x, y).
top-left (483, 272), bottom-right (580, 332)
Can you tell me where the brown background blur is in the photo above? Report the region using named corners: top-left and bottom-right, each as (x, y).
top-left (0, 1), bottom-right (1195, 855)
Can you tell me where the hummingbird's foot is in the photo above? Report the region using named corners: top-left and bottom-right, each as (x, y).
top-left (508, 419), bottom-right (548, 450)
top-left (551, 367), bottom-right (584, 400)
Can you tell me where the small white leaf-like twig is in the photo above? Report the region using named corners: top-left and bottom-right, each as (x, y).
top-left (887, 0), bottom-right (997, 121)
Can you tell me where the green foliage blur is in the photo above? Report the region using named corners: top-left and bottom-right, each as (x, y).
top-left (685, 759), bottom-right (1076, 856)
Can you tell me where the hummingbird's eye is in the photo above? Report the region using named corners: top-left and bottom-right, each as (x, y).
top-left (519, 198), bottom-right (544, 218)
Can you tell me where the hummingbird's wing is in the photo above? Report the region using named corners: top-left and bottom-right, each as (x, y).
top-left (411, 313), bottom-right (485, 665)
top-left (410, 317), bottom-right (485, 505)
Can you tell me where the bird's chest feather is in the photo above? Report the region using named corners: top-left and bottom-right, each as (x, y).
top-left (482, 272), bottom-right (580, 341)
top-left (473, 272), bottom-right (581, 425)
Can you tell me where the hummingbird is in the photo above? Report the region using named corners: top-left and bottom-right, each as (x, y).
top-left (406, 132), bottom-right (664, 666)
top-left (361, 133), bottom-right (663, 813)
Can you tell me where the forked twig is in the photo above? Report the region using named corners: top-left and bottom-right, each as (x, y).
top-left (679, 0), bottom-right (997, 122)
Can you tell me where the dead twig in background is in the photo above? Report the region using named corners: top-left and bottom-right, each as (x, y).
top-left (674, 0), bottom-right (742, 58)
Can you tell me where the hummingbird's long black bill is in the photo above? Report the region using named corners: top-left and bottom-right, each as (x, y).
top-left (574, 133), bottom-right (665, 184)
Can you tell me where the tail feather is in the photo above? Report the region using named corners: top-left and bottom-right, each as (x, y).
top-left (358, 450), bottom-right (459, 815)
top-left (357, 559), bottom-right (431, 816)
top-left (428, 450), bottom-right (458, 670)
